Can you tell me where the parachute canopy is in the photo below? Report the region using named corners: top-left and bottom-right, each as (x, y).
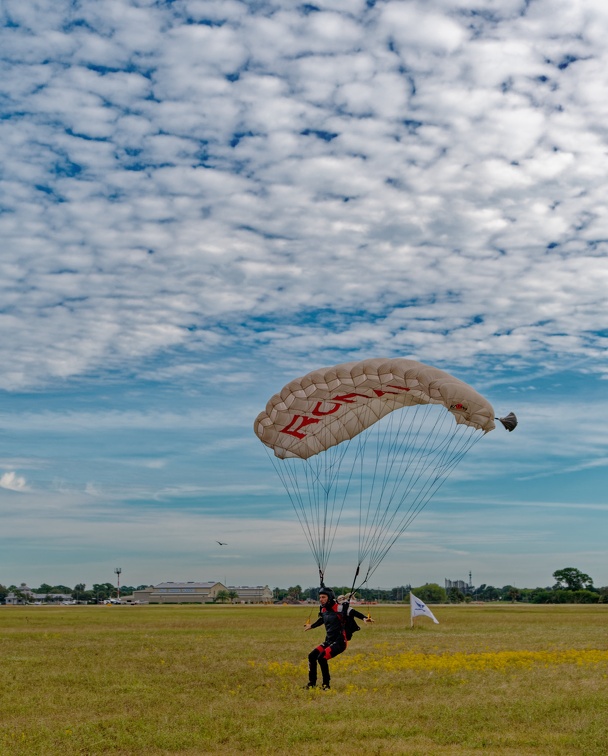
top-left (255, 358), bottom-right (506, 587)
top-left (255, 358), bottom-right (496, 459)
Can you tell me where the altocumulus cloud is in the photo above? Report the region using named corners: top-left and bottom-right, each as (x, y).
top-left (0, 0), bottom-right (607, 391)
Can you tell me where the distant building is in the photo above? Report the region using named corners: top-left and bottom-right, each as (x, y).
top-left (130, 581), bottom-right (226, 604)
top-left (129, 581), bottom-right (273, 604)
top-left (445, 578), bottom-right (472, 594)
top-left (229, 585), bottom-right (273, 603)
top-left (4, 583), bottom-right (73, 605)
top-left (4, 583), bottom-right (32, 605)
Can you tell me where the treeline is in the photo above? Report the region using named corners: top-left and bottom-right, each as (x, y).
top-left (274, 583), bottom-right (608, 604)
top-left (3, 568), bottom-right (606, 606)
top-left (0, 582), bottom-right (148, 603)
top-left (275, 569), bottom-right (608, 605)
top-left (410, 583), bottom-right (608, 604)
top-left (274, 585), bottom-right (411, 603)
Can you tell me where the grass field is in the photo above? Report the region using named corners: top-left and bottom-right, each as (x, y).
top-left (1, 603), bottom-right (607, 755)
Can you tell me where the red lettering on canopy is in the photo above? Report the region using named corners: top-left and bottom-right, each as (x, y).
top-left (282, 387), bottom-right (415, 436)
top-left (332, 392), bottom-right (369, 403)
top-left (313, 388), bottom-right (411, 413)
top-left (311, 401), bottom-right (342, 416)
top-left (280, 415), bottom-right (321, 439)
top-left (312, 394), bottom-right (369, 417)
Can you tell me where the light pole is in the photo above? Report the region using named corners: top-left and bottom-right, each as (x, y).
top-left (114, 567), bottom-right (122, 601)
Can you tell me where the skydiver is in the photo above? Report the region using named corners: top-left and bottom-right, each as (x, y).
top-left (302, 587), bottom-right (373, 690)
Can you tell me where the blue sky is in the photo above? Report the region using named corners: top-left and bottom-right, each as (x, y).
top-left (1, 0), bottom-right (607, 593)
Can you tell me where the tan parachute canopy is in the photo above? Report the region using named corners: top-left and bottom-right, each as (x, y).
top-left (254, 357), bottom-right (514, 588)
top-left (255, 358), bottom-right (496, 460)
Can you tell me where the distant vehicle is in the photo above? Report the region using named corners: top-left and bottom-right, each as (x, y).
top-left (103, 599), bottom-right (121, 605)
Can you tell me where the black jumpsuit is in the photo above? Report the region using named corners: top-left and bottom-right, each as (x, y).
top-left (307, 601), bottom-right (347, 687)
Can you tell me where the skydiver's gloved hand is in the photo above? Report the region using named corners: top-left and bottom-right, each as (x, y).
top-left (304, 623), bottom-right (312, 631)
top-left (364, 617), bottom-right (375, 623)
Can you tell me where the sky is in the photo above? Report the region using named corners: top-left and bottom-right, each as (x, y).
top-left (1, 0), bottom-right (607, 593)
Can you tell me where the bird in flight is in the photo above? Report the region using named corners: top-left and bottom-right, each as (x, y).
top-left (216, 541), bottom-right (227, 546)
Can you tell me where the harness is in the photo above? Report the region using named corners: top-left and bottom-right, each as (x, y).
top-left (319, 601), bottom-right (347, 645)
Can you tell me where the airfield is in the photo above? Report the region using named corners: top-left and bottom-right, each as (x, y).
top-left (1, 603), bottom-right (606, 755)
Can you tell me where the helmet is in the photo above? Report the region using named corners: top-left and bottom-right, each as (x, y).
top-left (319, 586), bottom-right (335, 602)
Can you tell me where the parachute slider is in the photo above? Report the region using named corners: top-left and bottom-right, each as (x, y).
top-left (497, 412), bottom-right (518, 432)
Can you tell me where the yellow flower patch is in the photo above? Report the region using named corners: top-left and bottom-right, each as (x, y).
top-left (268, 649), bottom-right (608, 678)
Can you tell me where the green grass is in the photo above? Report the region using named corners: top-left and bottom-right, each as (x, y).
top-left (1, 604), bottom-right (607, 754)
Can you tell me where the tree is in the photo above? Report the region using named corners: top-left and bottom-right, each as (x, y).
top-left (227, 590), bottom-right (239, 603)
top-left (92, 583), bottom-right (115, 602)
top-left (570, 590), bottom-right (599, 604)
top-left (478, 585), bottom-right (500, 601)
top-left (50, 585), bottom-right (73, 594)
top-left (73, 583), bottom-right (86, 602)
top-left (447, 587), bottom-right (465, 603)
top-left (552, 568), bottom-right (593, 591)
top-left (507, 587), bottom-right (521, 603)
top-left (215, 590), bottom-right (230, 603)
top-left (411, 583), bottom-right (447, 603)
top-left (390, 585), bottom-right (410, 601)
top-left (0, 584), bottom-right (7, 604)
top-left (500, 585), bottom-right (519, 602)
top-left (527, 588), bottom-right (553, 604)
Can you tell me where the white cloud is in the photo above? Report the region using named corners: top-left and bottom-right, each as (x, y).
top-left (0, 471), bottom-right (28, 491)
top-left (1, 0), bottom-right (607, 589)
top-left (1, 1), bottom-right (607, 389)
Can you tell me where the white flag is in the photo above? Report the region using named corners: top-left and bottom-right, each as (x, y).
top-left (410, 592), bottom-right (439, 626)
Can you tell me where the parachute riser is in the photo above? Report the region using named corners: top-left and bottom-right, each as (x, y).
top-left (339, 563), bottom-right (362, 617)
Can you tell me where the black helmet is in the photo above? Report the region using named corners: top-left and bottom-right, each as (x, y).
top-left (319, 586), bottom-right (335, 602)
